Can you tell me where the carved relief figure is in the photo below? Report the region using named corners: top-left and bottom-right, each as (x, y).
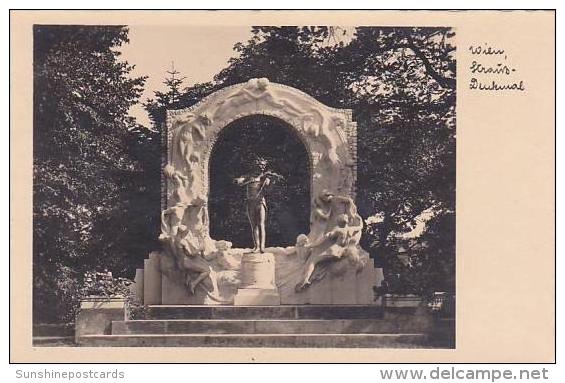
top-left (161, 164), bottom-right (191, 236)
top-left (339, 197), bottom-right (365, 269)
top-left (161, 194), bottom-right (211, 249)
top-left (179, 124), bottom-right (202, 165)
top-left (157, 223), bottom-right (213, 295)
top-left (210, 240), bottom-right (239, 270)
top-left (296, 213), bottom-right (350, 291)
top-left (344, 197), bottom-right (363, 245)
top-left (160, 202), bottom-right (189, 238)
top-left (302, 113), bottom-right (321, 137)
top-left (286, 234), bottom-right (310, 258)
top-left (296, 192), bottom-right (367, 291)
top-left (301, 108), bottom-right (341, 166)
top-left (159, 163), bottom-right (214, 295)
top-left (309, 189), bottom-right (350, 240)
top-left (175, 114), bottom-right (210, 171)
top-left (295, 234), bottom-right (310, 258)
top-left (213, 78), bottom-right (304, 121)
top-left (174, 225), bottom-right (213, 294)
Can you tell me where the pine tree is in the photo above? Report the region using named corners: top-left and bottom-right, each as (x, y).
top-left (144, 62), bottom-right (188, 128)
top-left (162, 62), bottom-right (186, 105)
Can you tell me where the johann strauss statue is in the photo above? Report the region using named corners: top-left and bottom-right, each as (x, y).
top-left (234, 157), bottom-right (283, 253)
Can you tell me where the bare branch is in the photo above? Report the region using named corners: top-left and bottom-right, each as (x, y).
top-left (406, 35), bottom-right (456, 89)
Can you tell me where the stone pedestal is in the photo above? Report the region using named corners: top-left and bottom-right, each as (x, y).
top-left (75, 296), bottom-right (125, 344)
top-left (234, 252), bottom-right (280, 305)
top-left (134, 268), bottom-right (144, 303)
top-left (143, 252), bottom-right (162, 305)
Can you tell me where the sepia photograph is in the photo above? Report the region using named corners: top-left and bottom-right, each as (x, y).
top-left (31, 22), bottom-right (456, 349)
top-left (9, 9), bottom-right (555, 364)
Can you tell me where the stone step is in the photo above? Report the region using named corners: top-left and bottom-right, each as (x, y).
top-left (112, 319), bottom-right (421, 335)
top-left (78, 333), bottom-right (428, 348)
top-left (32, 336), bottom-right (76, 346)
top-left (33, 323), bottom-right (74, 337)
top-left (148, 304), bottom-right (384, 320)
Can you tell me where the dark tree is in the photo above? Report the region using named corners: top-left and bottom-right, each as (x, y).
top-left (33, 25), bottom-right (148, 322)
top-left (162, 63), bottom-right (187, 105)
top-left (144, 63), bottom-right (188, 127)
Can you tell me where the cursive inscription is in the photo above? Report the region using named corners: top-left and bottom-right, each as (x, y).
top-left (468, 43), bottom-right (525, 92)
top-left (469, 43), bottom-right (506, 58)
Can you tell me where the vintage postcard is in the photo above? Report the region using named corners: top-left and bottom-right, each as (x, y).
top-left (10, 10), bottom-right (555, 362)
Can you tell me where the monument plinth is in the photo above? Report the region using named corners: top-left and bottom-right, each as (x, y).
top-left (234, 252), bottom-right (280, 305)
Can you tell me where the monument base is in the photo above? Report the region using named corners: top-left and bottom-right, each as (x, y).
top-left (234, 288), bottom-right (281, 306)
top-left (137, 247), bottom-right (384, 306)
top-left (239, 252), bottom-right (276, 289)
top-left (76, 305), bottom-right (443, 348)
top-left (234, 251), bottom-right (280, 305)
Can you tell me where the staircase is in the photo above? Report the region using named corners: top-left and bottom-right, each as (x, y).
top-left (77, 305), bottom-right (432, 348)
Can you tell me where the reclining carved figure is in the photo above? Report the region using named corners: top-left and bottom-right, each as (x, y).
top-left (296, 191), bottom-right (366, 291)
top-left (213, 78), bottom-right (304, 121)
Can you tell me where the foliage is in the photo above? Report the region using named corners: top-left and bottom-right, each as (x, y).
top-left (380, 212), bottom-right (456, 296)
top-left (144, 63), bottom-right (192, 125)
top-left (82, 270), bottom-right (147, 320)
top-left (32, 266), bottom-right (146, 323)
top-left (33, 25), bottom-right (150, 322)
top-left (82, 270), bottom-right (131, 297)
top-left (33, 264), bottom-right (83, 323)
top-left (157, 64), bottom-right (187, 105)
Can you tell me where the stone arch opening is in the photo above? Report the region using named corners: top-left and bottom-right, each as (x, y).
top-left (208, 114), bottom-right (311, 248)
top-left (164, 78), bottom-right (359, 248)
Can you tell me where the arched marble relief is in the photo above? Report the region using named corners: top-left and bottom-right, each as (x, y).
top-left (164, 78), bottom-right (358, 245)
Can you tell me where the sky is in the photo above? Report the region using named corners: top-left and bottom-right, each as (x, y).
top-left (119, 25), bottom-right (252, 126)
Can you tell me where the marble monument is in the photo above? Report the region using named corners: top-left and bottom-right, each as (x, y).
top-left (136, 78), bottom-right (383, 306)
